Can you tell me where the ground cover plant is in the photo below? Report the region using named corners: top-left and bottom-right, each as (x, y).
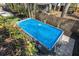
top-left (0, 16), bottom-right (38, 56)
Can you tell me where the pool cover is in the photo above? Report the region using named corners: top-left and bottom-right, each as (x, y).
top-left (16, 18), bottom-right (64, 50)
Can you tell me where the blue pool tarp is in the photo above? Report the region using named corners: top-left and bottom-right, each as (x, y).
top-left (16, 18), bottom-right (64, 50)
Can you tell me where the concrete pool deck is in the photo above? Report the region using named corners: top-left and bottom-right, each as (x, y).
top-left (35, 34), bottom-right (75, 56)
top-left (55, 35), bottom-right (75, 56)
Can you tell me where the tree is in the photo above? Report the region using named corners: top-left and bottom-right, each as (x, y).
top-left (53, 3), bottom-right (58, 11)
top-left (61, 3), bottom-right (71, 17)
top-left (49, 3), bottom-right (52, 12)
top-left (57, 3), bottom-right (71, 28)
top-left (27, 3), bottom-right (36, 18)
top-left (24, 3), bottom-right (29, 17)
top-left (57, 3), bottom-right (61, 11)
top-left (33, 3), bottom-right (37, 18)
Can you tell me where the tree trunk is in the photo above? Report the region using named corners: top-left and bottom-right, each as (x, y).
top-left (75, 4), bottom-right (78, 12)
top-left (57, 3), bottom-right (61, 11)
top-left (24, 3), bottom-right (27, 12)
top-left (49, 3), bottom-right (52, 12)
top-left (57, 3), bottom-right (70, 28)
top-left (32, 3), bottom-right (36, 18)
top-left (54, 3), bottom-right (57, 11)
top-left (24, 3), bottom-right (28, 17)
top-left (61, 3), bottom-right (71, 17)
top-left (27, 4), bottom-right (31, 17)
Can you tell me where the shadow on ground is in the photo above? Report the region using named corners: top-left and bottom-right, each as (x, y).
top-left (70, 21), bottom-right (79, 56)
top-left (0, 38), bottom-right (26, 56)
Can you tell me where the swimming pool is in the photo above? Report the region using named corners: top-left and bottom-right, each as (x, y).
top-left (16, 18), bottom-right (64, 50)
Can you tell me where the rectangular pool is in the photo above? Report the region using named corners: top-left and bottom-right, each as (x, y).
top-left (16, 18), bottom-right (64, 50)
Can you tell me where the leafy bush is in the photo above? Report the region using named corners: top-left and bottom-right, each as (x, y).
top-left (26, 41), bottom-right (38, 55)
top-left (0, 16), bottom-right (38, 55)
top-left (7, 3), bottom-right (29, 18)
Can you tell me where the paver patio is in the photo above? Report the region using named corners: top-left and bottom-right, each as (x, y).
top-left (55, 35), bottom-right (75, 56)
top-left (36, 34), bottom-right (75, 56)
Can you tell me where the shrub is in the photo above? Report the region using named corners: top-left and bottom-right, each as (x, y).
top-left (0, 16), bottom-right (38, 55)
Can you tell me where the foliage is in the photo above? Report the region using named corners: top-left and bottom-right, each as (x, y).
top-left (68, 3), bottom-right (77, 14)
top-left (7, 3), bottom-right (29, 18)
top-left (0, 16), bottom-right (38, 55)
top-left (26, 41), bottom-right (38, 56)
top-left (6, 3), bottom-right (37, 18)
top-left (43, 15), bottom-right (48, 23)
top-left (0, 16), bottom-right (5, 27)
